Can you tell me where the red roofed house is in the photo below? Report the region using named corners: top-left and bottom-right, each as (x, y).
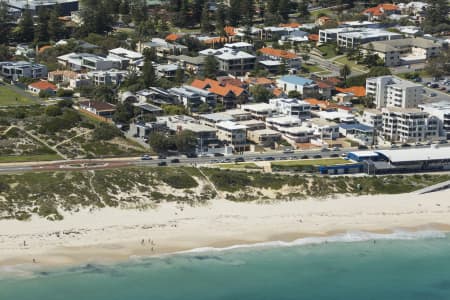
top-left (336, 86), bottom-right (366, 98)
top-left (191, 78), bottom-right (248, 109)
top-left (28, 80), bottom-right (57, 95)
top-left (258, 47), bottom-right (301, 69)
top-left (316, 80), bottom-right (334, 99)
top-left (363, 3), bottom-right (400, 21)
top-left (165, 33), bottom-right (183, 42)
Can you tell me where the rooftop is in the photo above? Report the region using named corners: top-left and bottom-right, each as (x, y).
top-left (376, 147), bottom-right (450, 163)
top-left (278, 75), bottom-right (314, 86)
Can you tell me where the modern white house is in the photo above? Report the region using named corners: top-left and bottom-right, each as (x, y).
top-left (419, 101), bottom-right (450, 140)
top-left (276, 75), bottom-right (318, 98)
top-left (199, 48), bottom-right (256, 76)
top-left (0, 61), bottom-right (48, 80)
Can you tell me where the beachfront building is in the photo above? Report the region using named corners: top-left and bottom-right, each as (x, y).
top-left (360, 109), bottom-right (383, 129)
top-left (419, 101), bottom-right (450, 139)
top-left (381, 107), bottom-right (440, 143)
top-left (215, 121), bottom-right (248, 152)
top-left (360, 38), bottom-right (442, 67)
top-left (168, 87), bottom-right (203, 112)
top-left (366, 76), bottom-right (424, 109)
top-left (240, 103), bottom-right (277, 120)
top-left (269, 98), bottom-right (311, 120)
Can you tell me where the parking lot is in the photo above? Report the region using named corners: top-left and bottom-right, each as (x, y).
top-left (421, 76), bottom-right (450, 103)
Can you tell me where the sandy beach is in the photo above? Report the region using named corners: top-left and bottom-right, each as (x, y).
top-left (1, 190), bottom-right (450, 270)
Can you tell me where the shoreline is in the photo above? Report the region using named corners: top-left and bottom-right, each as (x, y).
top-left (1, 190), bottom-right (450, 272)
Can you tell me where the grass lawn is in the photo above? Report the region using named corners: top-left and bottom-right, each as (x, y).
top-left (272, 158), bottom-right (350, 167)
top-left (302, 64), bottom-right (326, 74)
top-left (334, 56), bottom-right (368, 72)
top-left (0, 154), bottom-right (62, 163)
top-left (397, 70), bottom-right (430, 79)
top-left (310, 8), bottom-right (333, 18)
top-left (317, 44), bottom-right (338, 58)
top-left (215, 162), bottom-right (262, 169)
top-left (0, 85), bottom-right (36, 106)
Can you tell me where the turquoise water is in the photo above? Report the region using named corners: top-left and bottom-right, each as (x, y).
top-left (2, 231), bottom-right (450, 300)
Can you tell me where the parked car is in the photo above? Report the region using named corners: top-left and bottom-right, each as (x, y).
top-left (141, 154), bottom-right (152, 160)
top-left (282, 148), bottom-right (294, 154)
top-left (186, 153), bottom-right (198, 158)
top-left (213, 153), bottom-right (224, 157)
top-left (170, 158), bottom-right (180, 163)
top-left (234, 157), bottom-right (245, 163)
top-left (401, 143), bottom-right (411, 148)
top-left (430, 93), bottom-right (437, 97)
top-left (391, 144), bottom-right (398, 148)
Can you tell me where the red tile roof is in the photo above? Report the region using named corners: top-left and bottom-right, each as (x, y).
top-left (28, 80), bottom-right (57, 91)
top-left (165, 33), bottom-right (182, 42)
top-left (336, 86), bottom-right (366, 97)
top-left (308, 34), bottom-right (319, 41)
top-left (259, 47), bottom-right (298, 60)
top-left (224, 26), bottom-right (236, 36)
top-left (363, 3), bottom-right (399, 16)
top-left (279, 22), bottom-right (301, 28)
top-left (191, 78), bottom-right (245, 97)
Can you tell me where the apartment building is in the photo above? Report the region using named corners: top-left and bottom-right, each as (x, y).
top-left (361, 38), bottom-right (441, 67)
top-left (0, 61), bottom-right (48, 80)
top-left (360, 109), bottom-right (383, 129)
top-left (381, 107), bottom-right (440, 143)
top-left (319, 28), bottom-right (402, 48)
top-left (215, 121), bottom-right (248, 152)
top-left (199, 48), bottom-right (256, 76)
top-left (168, 87), bottom-right (203, 111)
top-left (366, 76), bottom-right (423, 109)
top-left (268, 98), bottom-right (311, 120)
top-left (107, 47), bottom-right (143, 69)
top-left (419, 101), bottom-right (450, 139)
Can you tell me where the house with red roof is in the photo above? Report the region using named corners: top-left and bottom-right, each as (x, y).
top-left (258, 47), bottom-right (301, 69)
top-left (191, 78), bottom-right (248, 109)
top-left (28, 80), bottom-right (57, 95)
top-left (363, 3), bottom-right (400, 21)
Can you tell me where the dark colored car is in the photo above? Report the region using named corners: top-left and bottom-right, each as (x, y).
top-left (234, 157), bottom-right (245, 163)
top-left (157, 161), bottom-right (167, 166)
top-left (330, 153), bottom-right (339, 157)
top-left (213, 153), bottom-right (224, 157)
top-left (401, 143), bottom-right (411, 147)
top-left (158, 155), bottom-right (167, 159)
top-left (313, 154), bottom-right (322, 159)
top-left (358, 145), bottom-right (368, 150)
top-left (170, 158), bottom-right (180, 163)
top-left (186, 153), bottom-right (198, 158)
top-left (301, 155), bottom-right (309, 159)
top-left (266, 157), bottom-right (275, 161)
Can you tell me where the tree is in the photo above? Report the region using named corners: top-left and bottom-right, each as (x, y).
top-left (200, 2), bottom-right (212, 33)
top-left (142, 59), bottom-right (156, 87)
top-left (423, 0), bottom-right (450, 34)
top-left (425, 48), bottom-right (450, 79)
top-left (288, 90), bottom-right (302, 98)
top-left (340, 64), bottom-right (351, 83)
top-left (45, 105), bottom-right (63, 117)
top-left (17, 8), bottom-right (34, 42)
top-left (113, 102), bottom-right (135, 123)
top-left (149, 132), bottom-right (171, 154)
top-left (175, 130), bottom-right (197, 154)
top-left (175, 66), bottom-right (185, 84)
top-left (203, 55), bottom-right (219, 79)
top-left (35, 8), bottom-right (49, 43)
top-left (48, 10), bottom-right (65, 41)
top-left (94, 86), bottom-right (116, 103)
top-left (250, 85), bottom-right (273, 102)
top-left (92, 123), bottom-right (123, 141)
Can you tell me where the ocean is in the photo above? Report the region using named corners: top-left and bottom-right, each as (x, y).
top-left (1, 230), bottom-right (450, 300)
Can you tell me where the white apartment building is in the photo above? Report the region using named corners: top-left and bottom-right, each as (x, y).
top-left (269, 98), bottom-right (311, 120)
top-left (419, 101), bottom-right (450, 139)
top-left (360, 109), bottom-right (383, 129)
top-left (366, 76), bottom-right (423, 109)
top-left (215, 121), bottom-right (248, 152)
top-left (381, 107), bottom-right (440, 143)
top-left (107, 47), bottom-right (143, 69)
top-left (319, 27), bottom-right (402, 48)
top-left (88, 70), bottom-right (128, 86)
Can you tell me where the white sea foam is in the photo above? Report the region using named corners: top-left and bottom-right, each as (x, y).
top-left (176, 229), bottom-right (447, 255)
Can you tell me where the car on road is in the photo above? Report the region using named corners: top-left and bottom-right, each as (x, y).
top-left (300, 155), bottom-right (309, 159)
top-left (234, 157), bottom-right (245, 163)
top-left (320, 148), bottom-right (330, 152)
top-left (341, 153), bottom-right (348, 157)
top-left (332, 147), bottom-right (340, 151)
top-left (265, 157), bottom-right (275, 161)
top-left (391, 144), bottom-right (398, 148)
top-left (430, 92), bottom-right (437, 97)
top-left (213, 153), bottom-right (224, 157)
top-left (170, 158), bottom-right (180, 163)
top-left (282, 148), bottom-right (294, 154)
top-left (141, 154), bottom-right (152, 160)
top-left (358, 145), bottom-right (368, 150)
top-left (440, 86), bottom-right (447, 91)
top-left (158, 155), bottom-right (166, 159)
top-left (313, 154), bottom-right (322, 159)
top-left (401, 143), bottom-right (411, 148)
top-left (157, 161), bottom-right (167, 166)
top-left (186, 153), bottom-right (197, 158)
top-left (253, 157), bottom-right (262, 161)
top-left (330, 153), bottom-right (339, 158)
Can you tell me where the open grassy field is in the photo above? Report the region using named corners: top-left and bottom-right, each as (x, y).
top-left (310, 8), bottom-right (333, 18)
top-left (334, 56), bottom-right (369, 72)
top-left (0, 85), bottom-right (36, 106)
top-left (302, 64), bottom-right (326, 74)
top-left (0, 154), bottom-right (62, 163)
top-left (317, 44), bottom-right (338, 58)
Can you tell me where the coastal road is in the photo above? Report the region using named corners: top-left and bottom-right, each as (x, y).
top-left (1, 144), bottom-right (449, 174)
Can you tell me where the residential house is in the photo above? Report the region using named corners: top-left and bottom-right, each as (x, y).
top-left (167, 55), bottom-right (206, 75)
top-left (139, 38), bottom-right (188, 58)
top-left (88, 69), bottom-right (128, 86)
top-left (168, 87), bottom-right (203, 112)
top-left (215, 121), bottom-right (248, 152)
top-left (48, 70), bottom-right (91, 88)
top-left (57, 53), bottom-right (120, 71)
top-left (199, 48), bottom-right (256, 76)
top-left (363, 3), bottom-right (400, 21)
top-left (107, 47), bottom-right (144, 70)
top-left (28, 80), bottom-right (57, 95)
top-left (269, 98), bottom-right (311, 119)
top-left (276, 75), bottom-right (319, 98)
top-left (156, 64), bottom-right (179, 79)
top-left (0, 61), bottom-right (47, 80)
top-left (77, 100), bottom-right (116, 119)
top-left (191, 78), bottom-right (247, 109)
top-left (419, 101), bottom-right (450, 139)
top-left (258, 47), bottom-right (301, 69)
